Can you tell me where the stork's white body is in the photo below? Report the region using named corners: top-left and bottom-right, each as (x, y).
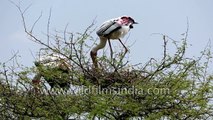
top-left (108, 25), bottom-right (130, 39)
top-left (97, 17), bottom-right (131, 39)
top-left (36, 54), bottom-right (69, 67)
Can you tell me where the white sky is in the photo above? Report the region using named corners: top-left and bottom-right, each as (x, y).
top-left (1, 0), bottom-right (213, 71)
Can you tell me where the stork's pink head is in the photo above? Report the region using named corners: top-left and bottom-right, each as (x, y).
top-left (120, 16), bottom-right (138, 28)
top-left (121, 16), bottom-right (138, 24)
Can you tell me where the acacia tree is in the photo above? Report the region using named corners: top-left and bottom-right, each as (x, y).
top-left (0, 2), bottom-right (213, 120)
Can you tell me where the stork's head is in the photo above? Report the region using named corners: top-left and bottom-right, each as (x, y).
top-left (120, 16), bottom-right (138, 28)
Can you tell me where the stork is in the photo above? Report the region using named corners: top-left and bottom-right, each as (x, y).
top-left (90, 16), bottom-right (138, 68)
top-left (32, 53), bottom-right (71, 92)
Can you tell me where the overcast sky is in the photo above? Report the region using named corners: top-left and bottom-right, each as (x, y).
top-left (1, 0), bottom-right (213, 71)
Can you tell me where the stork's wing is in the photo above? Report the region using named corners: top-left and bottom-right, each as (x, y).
top-left (96, 20), bottom-right (122, 37)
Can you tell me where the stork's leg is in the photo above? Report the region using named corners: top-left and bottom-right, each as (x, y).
top-left (118, 39), bottom-right (128, 56)
top-left (108, 39), bottom-right (113, 60)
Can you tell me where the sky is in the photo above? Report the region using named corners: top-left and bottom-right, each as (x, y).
top-left (1, 0), bottom-right (213, 71)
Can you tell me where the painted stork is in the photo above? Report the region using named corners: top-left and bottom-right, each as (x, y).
top-left (32, 53), bottom-right (71, 91)
top-left (90, 16), bottom-right (138, 68)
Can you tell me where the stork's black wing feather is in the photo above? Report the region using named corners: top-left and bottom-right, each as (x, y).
top-left (96, 20), bottom-right (122, 37)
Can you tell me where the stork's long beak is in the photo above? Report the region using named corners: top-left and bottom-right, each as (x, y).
top-left (134, 21), bottom-right (139, 24)
top-left (90, 51), bottom-right (98, 68)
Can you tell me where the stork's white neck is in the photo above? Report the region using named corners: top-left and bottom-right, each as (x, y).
top-left (91, 37), bottom-right (107, 53)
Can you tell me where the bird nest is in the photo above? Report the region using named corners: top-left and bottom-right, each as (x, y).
top-left (83, 68), bottom-right (146, 89)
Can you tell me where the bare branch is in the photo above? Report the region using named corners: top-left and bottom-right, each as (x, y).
top-left (163, 35), bottom-right (168, 62)
top-left (3, 51), bottom-right (19, 64)
top-left (47, 8), bottom-right (52, 46)
top-left (30, 12), bottom-right (42, 33)
top-left (63, 23), bottom-right (69, 43)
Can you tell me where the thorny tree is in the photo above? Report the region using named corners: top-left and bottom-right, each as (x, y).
top-left (0, 2), bottom-right (213, 120)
